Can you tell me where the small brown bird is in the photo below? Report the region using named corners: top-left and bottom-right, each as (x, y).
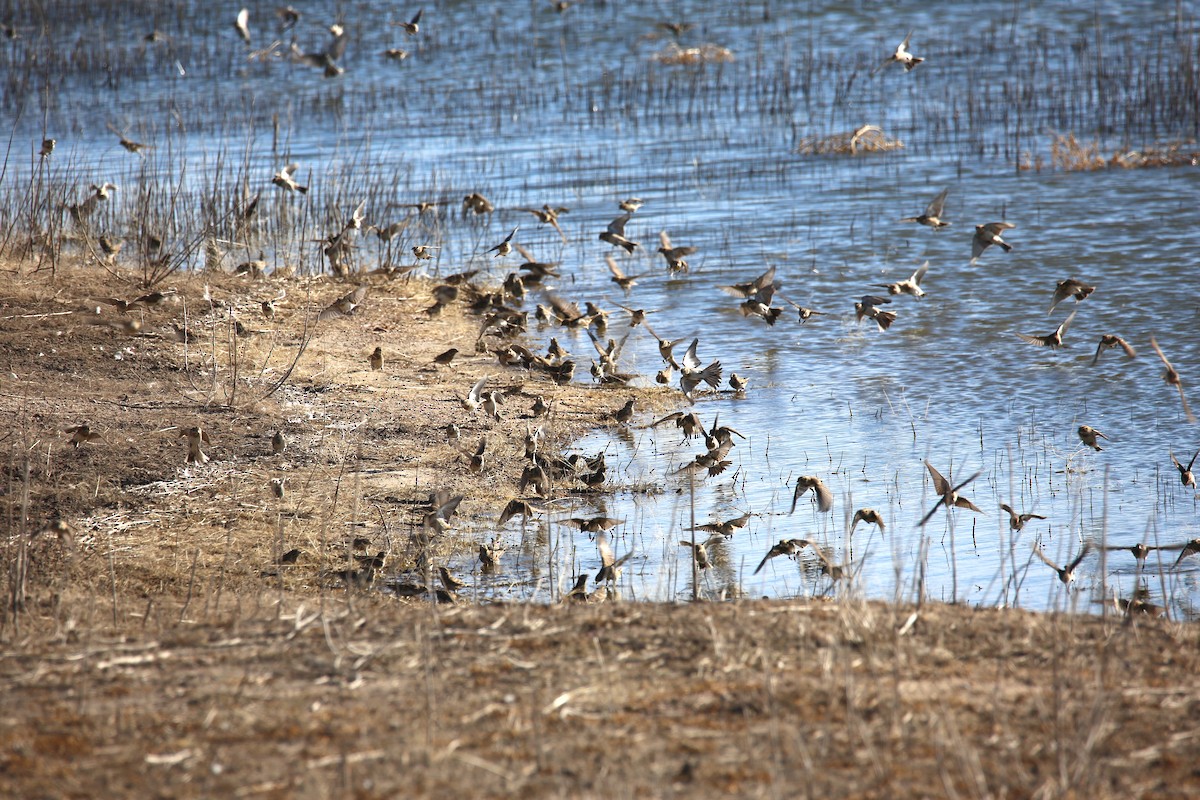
top-left (412, 244), bottom-right (438, 260)
top-left (269, 478), bottom-right (285, 498)
top-left (180, 426), bottom-right (212, 464)
top-left (271, 163), bottom-right (307, 193)
top-left (658, 230), bottom-right (697, 273)
top-left (271, 430), bottom-right (286, 455)
top-left (356, 551), bottom-right (386, 570)
top-left (1033, 542), bottom-right (1091, 585)
top-left (424, 491), bottom-right (464, 535)
top-left (810, 543), bottom-right (851, 581)
top-left (1078, 425), bottom-right (1108, 451)
top-left (876, 31), bottom-right (924, 72)
top-left (594, 531), bottom-right (633, 583)
top-left (261, 299), bottom-right (276, 320)
top-left (612, 398), bottom-right (636, 423)
top-left (395, 8), bottom-right (422, 34)
top-left (1091, 334), bottom-right (1137, 366)
top-left (971, 221), bottom-right (1016, 263)
top-left (850, 508), bottom-right (885, 536)
top-left (563, 573), bottom-right (590, 601)
top-left (369, 346), bottom-right (384, 371)
top-left (1048, 279), bottom-right (1096, 314)
top-left (693, 513), bottom-right (752, 537)
top-left (795, 305), bottom-right (825, 323)
top-left (679, 537), bottom-right (718, 571)
top-left (486, 226), bottom-right (519, 258)
top-left (318, 286), bottom-right (368, 321)
top-left (383, 48), bottom-right (410, 61)
top-left (855, 295), bottom-right (897, 332)
top-left (1171, 538), bottom-right (1200, 565)
top-left (566, 516), bottom-right (624, 534)
top-left (898, 188), bottom-right (949, 228)
top-left (919, 461), bottom-right (982, 526)
top-left (1017, 310), bottom-right (1075, 349)
top-left (518, 464), bottom-right (550, 496)
top-left (498, 499), bottom-right (543, 527)
top-left (999, 504), bottom-right (1046, 531)
top-left (753, 538), bottom-right (812, 574)
top-left (599, 212), bottom-right (639, 253)
top-left (468, 437), bottom-right (488, 473)
top-left (678, 338), bottom-right (722, 399)
top-left (478, 541), bottom-right (503, 574)
top-left (462, 192), bottom-right (494, 215)
top-left (65, 423), bottom-right (103, 447)
top-left (606, 255), bottom-right (643, 290)
top-left (38, 138), bottom-right (55, 158)
top-left (1171, 449), bottom-right (1199, 488)
top-left (432, 347), bottom-right (458, 367)
top-left (438, 566), bottom-right (465, 593)
top-left (1150, 336), bottom-right (1196, 423)
top-left (875, 262), bottom-right (929, 298)
top-left (790, 475), bottom-right (834, 514)
top-left (729, 373), bottom-right (748, 394)
top-left (1100, 542), bottom-right (1156, 562)
top-left (277, 548), bottom-right (302, 565)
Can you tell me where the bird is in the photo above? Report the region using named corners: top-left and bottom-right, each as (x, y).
top-left (271, 430), bottom-right (286, 455)
top-left (518, 205), bottom-right (569, 241)
top-left (594, 531), bottom-right (633, 584)
top-left (855, 295), bottom-right (897, 332)
top-left (971, 222), bottom-right (1016, 263)
top-left (498, 499), bottom-right (543, 527)
top-left (876, 31), bottom-right (924, 72)
top-left (719, 265), bottom-right (778, 300)
top-left (606, 256), bottom-right (644, 291)
top-left (432, 348), bottom-right (458, 367)
top-left (458, 376), bottom-right (490, 413)
top-left (412, 244), bottom-right (439, 260)
top-left (1099, 542), bottom-right (1157, 562)
top-left (899, 188), bottom-right (950, 228)
top-left (729, 373), bottom-right (748, 395)
top-left (438, 566), bottom-right (465, 593)
top-left (1048, 279), bottom-right (1096, 314)
top-left (1078, 425), bottom-right (1108, 451)
top-left (999, 504), bottom-right (1046, 531)
top-left (384, 48), bottom-right (409, 61)
top-left (1032, 543), bottom-right (1091, 585)
top-left (1017, 310), bottom-right (1076, 349)
top-left (693, 513), bottom-right (752, 537)
top-left (288, 25), bottom-right (349, 77)
top-left (318, 286), bottom-right (368, 321)
top-left (234, 8), bottom-right (251, 43)
top-left (618, 197), bottom-right (644, 213)
top-left (1171, 449), bottom-right (1199, 488)
top-left (875, 262), bottom-right (929, 298)
top-left (566, 516), bottom-right (623, 534)
top-left (423, 491), bottom-right (464, 535)
top-left (850, 508), bottom-right (885, 536)
top-left (38, 138), bottom-right (55, 158)
top-left (1171, 538), bottom-right (1200, 566)
top-left (277, 548), bottom-right (302, 565)
top-left (462, 192), bottom-right (494, 215)
top-left (810, 543), bottom-right (852, 581)
top-left (658, 231), bottom-right (697, 273)
top-left (679, 537), bottom-right (720, 571)
top-left (1150, 336), bottom-right (1196, 423)
top-left (563, 573), bottom-right (590, 601)
top-left (395, 8), bottom-right (422, 34)
top-left (919, 461), bottom-right (982, 526)
top-left (678, 339), bottom-right (722, 399)
top-left (180, 426), bottom-right (212, 464)
top-left (269, 478), bottom-right (285, 498)
top-left (793, 305), bottom-right (825, 324)
top-left (369, 346), bottom-right (383, 371)
top-left (1091, 334), bottom-right (1136, 366)
top-left (790, 476), bottom-right (833, 514)
top-left (753, 538), bottom-right (812, 574)
top-left (64, 423), bottom-right (103, 447)
top-left (612, 399), bottom-right (636, 423)
top-left (486, 226), bottom-right (519, 258)
top-left (599, 212), bottom-right (639, 253)
top-left (271, 163), bottom-right (307, 193)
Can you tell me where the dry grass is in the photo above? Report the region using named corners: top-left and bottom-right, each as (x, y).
top-left (796, 125), bottom-right (904, 156)
top-left (651, 44), bottom-right (736, 66)
top-left (1020, 132), bottom-right (1200, 172)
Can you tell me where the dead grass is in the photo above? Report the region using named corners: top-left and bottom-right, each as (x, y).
top-left (1020, 132), bottom-right (1200, 172)
top-left (797, 125), bottom-right (904, 156)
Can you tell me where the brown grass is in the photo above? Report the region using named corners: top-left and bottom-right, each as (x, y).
top-left (1020, 132), bottom-right (1200, 172)
top-left (797, 125), bottom-right (904, 156)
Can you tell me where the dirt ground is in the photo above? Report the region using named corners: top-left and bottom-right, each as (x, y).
top-left (1, 260), bottom-right (1198, 799)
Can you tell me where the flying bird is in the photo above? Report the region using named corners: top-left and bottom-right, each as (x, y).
top-left (1032, 542), bottom-right (1091, 585)
top-left (971, 222), bottom-right (1016, 263)
top-left (875, 262), bottom-right (929, 298)
top-left (1091, 334), bottom-right (1136, 366)
top-left (599, 212), bottom-right (639, 253)
top-left (850, 508), bottom-right (885, 536)
top-left (999, 504), bottom-right (1046, 531)
top-left (317, 285), bottom-right (368, 321)
top-left (1150, 336), bottom-right (1196, 423)
top-left (678, 338), bottom-right (722, 399)
top-left (1077, 425), bottom-right (1107, 451)
top-left (753, 538), bottom-right (812, 574)
top-left (790, 476), bottom-right (833, 514)
top-left (898, 188), bottom-right (950, 228)
top-left (1017, 310), bottom-right (1075, 349)
top-left (855, 295), bottom-right (897, 331)
top-left (271, 163), bottom-right (308, 193)
top-left (234, 8), bottom-right (250, 43)
top-left (919, 461), bottom-right (982, 526)
top-left (395, 9), bottom-right (423, 35)
top-left (1048, 279), bottom-right (1095, 314)
top-left (486, 226), bottom-right (519, 258)
top-left (1171, 449), bottom-right (1199, 488)
top-left (875, 31), bottom-right (924, 72)
top-left (658, 231), bottom-right (697, 273)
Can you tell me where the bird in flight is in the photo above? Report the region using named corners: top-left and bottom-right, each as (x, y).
top-left (898, 189), bottom-right (949, 228)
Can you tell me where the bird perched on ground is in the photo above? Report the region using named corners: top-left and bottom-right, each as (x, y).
top-left (971, 222), bottom-right (1016, 263)
top-left (271, 430), bottom-right (286, 455)
top-left (876, 31), bottom-right (924, 72)
top-left (1033, 543), bottom-right (1091, 585)
top-left (318, 286), bottom-right (368, 321)
top-left (599, 212), bottom-right (639, 253)
top-left (368, 346), bottom-right (383, 371)
top-left (395, 8), bottom-right (422, 34)
top-left (563, 573), bottom-right (590, 601)
top-left (1078, 425), bottom-right (1107, 451)
top-left (1018, 310), bottom-right (1076, 349)
top-left (1091, 334), bottom-right (1136, 366)
top-left (899, 188), bottom-right (949, 228)
top-left (611, 399), bottom-right (636, 423)
top-left (875, 262), bottom-right (929, 298)
top-left (999, 504), bottom-right (1046, 531)
top-left (1150, 336), bottom-right (1196, 423)
top-left (1171, 449), bottom-right (1199, 488)
top-left (855, 295), bottom-right (897, 331)
top-left (1048, 279), bottom-right (1095, 314)
top-left (850, 508), bottom-right (885, 536)
top-left (658, 231), bottom-right (697, 273)
top-left (729, 373), bottom-right (748, 395)
top-left (438, 566), bottom-right (465, 593)
top-left (65, 423), bottom-right (103, 447)
top-left (271, 163), bottom-right (307, 193)
top-left (486, 226), bottom-right (519, 258)
top-left (919, 461), bottom-right (982, 526)
top-left (753, 538), bottom-right (812, 574)
top-left (180, 426), bottom-right (212, 464)
top-left (790, 476), bottom-right (833, 514)
top-left (269, 478), bottom-right (285, 498)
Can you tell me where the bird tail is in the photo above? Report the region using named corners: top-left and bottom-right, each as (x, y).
top-left (699, 361), bottom-right (722, 389)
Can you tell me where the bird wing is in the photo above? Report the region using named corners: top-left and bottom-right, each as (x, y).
top-left (971, 230), bottom-right (988, 259)
top-left (596, 532), bottom-right (615, 568)
top-left (467, 375), bottom-right (488, 403)
top-left (924, 460), bottom-right (950, 495)
top-left (410, 9), bottom-right (423, 25)
top-left (1016, 332), bottom-right (1050, 347)
top-left (925, 188), bottom-right (948, 217)
top-left (752, 265), bottom-right (777, 292)
top-left (1031, 544), bottom-right (1061, 572)
top-left (1066, 543), bottom-right (1092, 572)
top-left (953, 497), bottom-right (983, 513)
top-left (659, 230), bottom-right (672, 251)
top-left (607, 213), bottom-right (631, 236)
top-left (327, 28), bottom-right (350, 61)
top-left (1056, 310), bottom-right (1077, 339)
top-left (813, 480), bottom-right (833, 512)
top-left (681, 338), bottom-right (701, 370)
top-left (605, 255), bottom-right (626, 280)
top-left (911, 262), bottom-right (929, 286)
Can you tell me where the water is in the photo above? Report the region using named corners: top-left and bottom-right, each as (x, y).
top-left (6, 0), bottom-right (1200, 616)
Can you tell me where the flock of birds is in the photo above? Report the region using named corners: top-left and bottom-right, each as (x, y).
top-left (46, 10), bottom-right (1200, 615)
